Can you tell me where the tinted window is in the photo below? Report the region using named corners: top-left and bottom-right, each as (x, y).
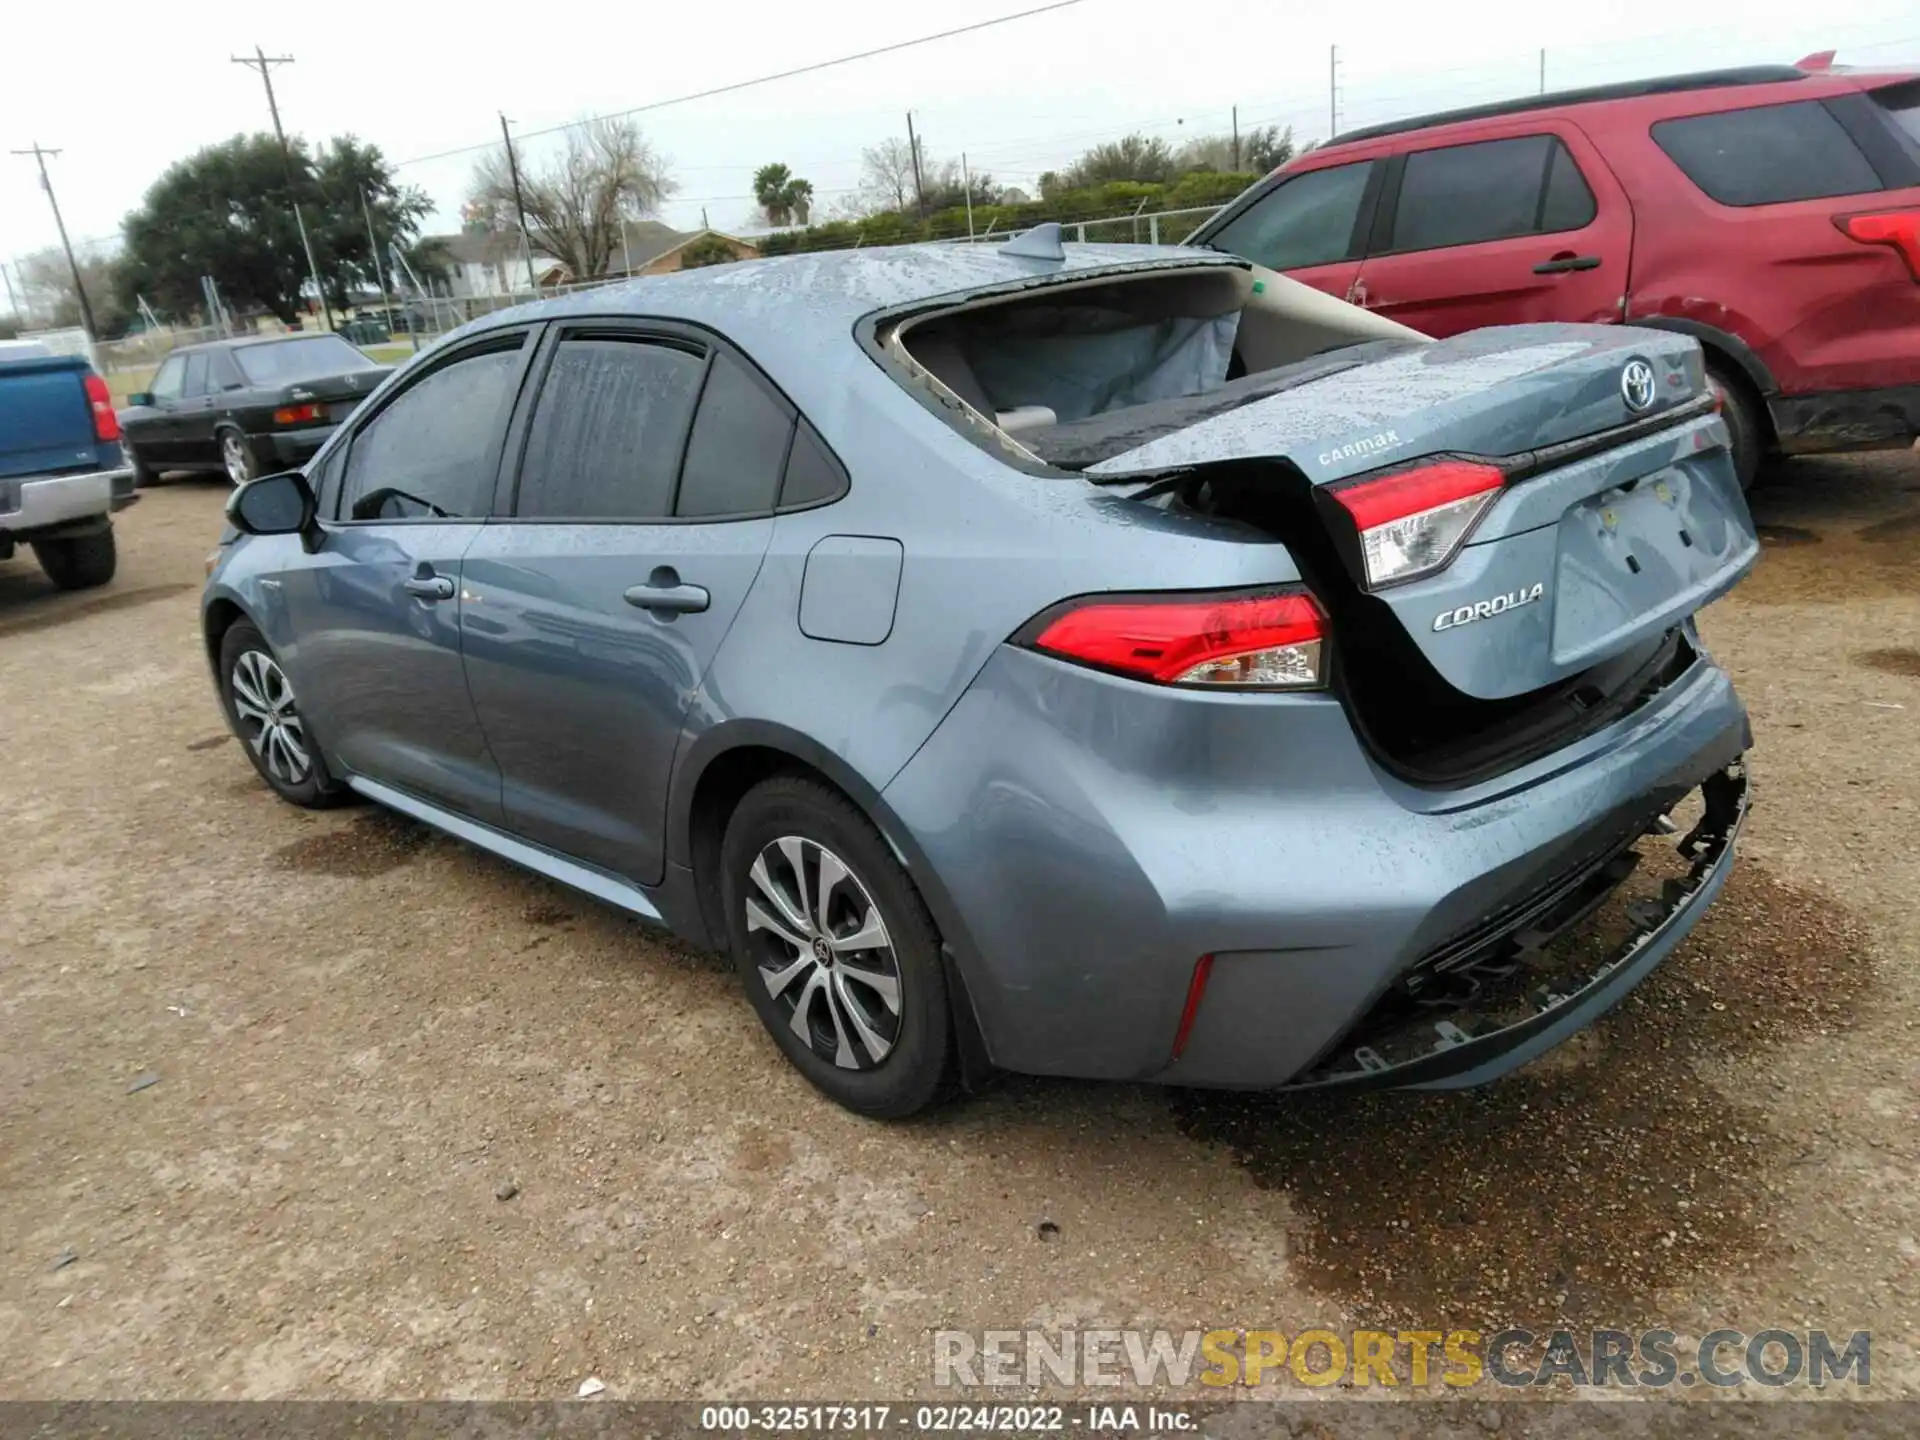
top-left (181, 352), bottom-right (210, 398)
top-left (516, 337), bottom-right (703, 520)
top-left (342, 342), bottom-right (521, 521)
top-left (779, 421), bottom-right (849, 510)
top-left (149, 355), bottom-right (185, 402)
top-left (1653, 101), bottom-right (1882, 206)
top-left (1207, 161), bottom-right (1375, 270)
top-left (1390, 136), bottom-right (1593, 252)
top-left (1877, 82), bottom-right (1920, 149)
top-left (236, 335), bottom-right (372, 385)
top-left (676, 353), bottom-right (794, 518)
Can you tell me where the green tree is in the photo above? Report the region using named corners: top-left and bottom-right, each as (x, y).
top-left (678, 234), bottom-right (740, 269)
top-left (752, 163), bottom-right (815, 226)
top-left (117, 133), bottom-right (315, 324)
top-left (309, 136), bottom-right (433, 311)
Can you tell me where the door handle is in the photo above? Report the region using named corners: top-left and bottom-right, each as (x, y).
top-left (1533, 253), bottom-right (1602, 274)
top-left (403, 575), bottom-right (455, 600)
top-left (624, 581), bottom-right (710, 615)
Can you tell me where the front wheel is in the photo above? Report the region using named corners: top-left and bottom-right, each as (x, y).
top-left (220, 429), bottom-right (259, 486)
top-left (720, 776), bottom-right (951, 1118)
top-left (31, 527), bottom-right (116, 590)
top-left (217, 620), bottom-right (350, 807)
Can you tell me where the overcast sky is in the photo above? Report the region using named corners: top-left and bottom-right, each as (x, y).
top-left (4, 0), bottom-right (1917, 290)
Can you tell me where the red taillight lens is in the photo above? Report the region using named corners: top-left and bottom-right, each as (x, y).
top-left (1327, 459), bottom-right (1505, 589)
top-left (1170, 954), bottom-right (1215, 1062)
top-left (83, 373), bottom-right (120, 443)
top-left (1835, 208), bottom-right (1920, 282)
top-left (273, 402), bottom-right (325, 425)
top-left (1026, 589), bottom-right (1327, 689)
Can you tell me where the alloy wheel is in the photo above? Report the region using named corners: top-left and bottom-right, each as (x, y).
top-left (229, 649), bottom-right (311, 786)
top-left (745, 835), bottom-right (903, 1070)
top-left (222, 433), bottom-right (253, 486)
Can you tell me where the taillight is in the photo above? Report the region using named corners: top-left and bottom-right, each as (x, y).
top-left (1326, 458), bottom-right (1505, 589)
top-left (1834, 208), bottom-right (1920, 282)
top-left (273, 402), bottom-right (325, 425)
top-left (1021, 589), bottom-right (1327, 689)
top-left (83, 373), bottom-right (120, 443)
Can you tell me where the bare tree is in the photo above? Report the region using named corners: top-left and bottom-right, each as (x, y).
top-left (858, 138), bottom-right (919, 214)
top-left (18, 246), bottom-right (125, 335)
top-left (469, 117), bottom-right (676, 282)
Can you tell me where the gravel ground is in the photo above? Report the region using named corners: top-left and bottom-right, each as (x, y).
top-left (0, 453), bottom-right (1916, 1404)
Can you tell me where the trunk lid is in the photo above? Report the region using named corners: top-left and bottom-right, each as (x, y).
top-left (1089, 324), bottom-right (1758, 701)
top-left (280, 368), bottom-right (388, 425)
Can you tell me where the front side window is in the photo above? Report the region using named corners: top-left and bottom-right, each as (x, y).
top-left (181, 351), bottom-right (210, 398)
top-left (1388, 135), bottom-right (1595, 252)
top-left (340, 341), bottom-right (522, 521)
top-left (1652, 101), bottom-right (1883, 206)
top-left (515, 337), bottom-right (704, 521)
top-left (149, 355), bottom-right (185, 402)
top-left (1206, 161), bottom-right (1377, 270)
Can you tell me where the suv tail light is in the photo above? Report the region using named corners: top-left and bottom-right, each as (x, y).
top-left (1834, 209), bottom-right (1920, 282)
top-left (83, 373), bottom-right (120, 443)
top-left (1324, 458), bottom-right (1505, 588)
top-left (1019, 588), bottom-right (1327, 690)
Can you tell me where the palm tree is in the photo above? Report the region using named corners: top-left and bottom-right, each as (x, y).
top-left (753, 163), bottom-right (815, 227)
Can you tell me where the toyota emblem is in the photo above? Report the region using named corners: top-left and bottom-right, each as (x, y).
top-left (1621, 359), bottom-right (1657, 412)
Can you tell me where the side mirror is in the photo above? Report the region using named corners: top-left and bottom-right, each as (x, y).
top-left (128, 391), bottom-right (154, 407)
top-left (226, 470), bottom-right (317, 539)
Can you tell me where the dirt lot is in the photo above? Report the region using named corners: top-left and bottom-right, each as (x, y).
top-left (1, 455), bottom-right (1917, 1403)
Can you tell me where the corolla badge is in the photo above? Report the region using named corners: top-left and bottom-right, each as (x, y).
top-left (1620, 359), bottom-right (1657, 412)
top-left (1432, 582), bottom-right (1546, 632)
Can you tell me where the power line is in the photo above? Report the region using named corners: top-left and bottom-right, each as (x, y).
top-left (393, 0), bottom-right (1086, 168)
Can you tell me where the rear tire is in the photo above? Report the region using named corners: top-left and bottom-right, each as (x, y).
top-left (720, 775), bottom-right (951, 1118)
top-left (219, 427), bottom-right (259, 486)
top-left (127, 444), bottom-right (156, 489)
top-left (1706, 364), bottom-right (1764, 492)
top-left (217, 620), bottom-right (350, 808)
top-left (31, 527), bottom-right (116, 590)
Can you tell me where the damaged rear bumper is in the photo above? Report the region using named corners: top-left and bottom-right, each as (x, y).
top-left (1284, 759), bottom-right (1750, 1092)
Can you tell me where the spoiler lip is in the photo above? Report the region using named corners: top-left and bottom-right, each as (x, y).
top-left (1277, 758), bottom-right (1750, 1093)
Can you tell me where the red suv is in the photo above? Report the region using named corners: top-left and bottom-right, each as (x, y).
top-left (1192, 58), bottom-right (1920, 485)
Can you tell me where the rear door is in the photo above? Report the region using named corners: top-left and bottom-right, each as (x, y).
top-left (459, 323), bottom-right (796, 884)
top-left (1352, 127), bottom-right (1632, 335)
top-left (277, 328), bottom-right (536, 822)
top-left (1197, 157), bottom-right (1383, 302)
top-left (176, 350), bottom-right (218, 465)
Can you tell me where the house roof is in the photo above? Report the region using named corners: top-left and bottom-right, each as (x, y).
top-left (424, 220), bottom-right (694, 277)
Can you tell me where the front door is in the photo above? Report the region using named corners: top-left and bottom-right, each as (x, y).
top-left (126, 352), bottom-right (188, 462)
top-left (1351, 127), bottom-right (1633, 336)
top-left (278, 330), bottom-right (537, 823)
top-left (460, 329), bottom-right (795, 883)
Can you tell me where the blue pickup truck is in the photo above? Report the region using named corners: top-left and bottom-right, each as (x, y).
top-left (0, 341), bottom-right (137, 590)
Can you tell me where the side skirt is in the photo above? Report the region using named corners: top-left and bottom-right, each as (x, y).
top-left (347, 775), bottom-right (664, 923)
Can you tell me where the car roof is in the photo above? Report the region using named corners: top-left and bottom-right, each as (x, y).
top-left (449, 240), bottom-right (1234, 400)
top-left (173, 333), bottom-right (347, 355)
top-left (1317, 64), bottom-right (1811, 149)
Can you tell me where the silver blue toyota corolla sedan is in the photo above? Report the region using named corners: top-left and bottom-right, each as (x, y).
top-left (203, 230), bottom-right (1757, 1117)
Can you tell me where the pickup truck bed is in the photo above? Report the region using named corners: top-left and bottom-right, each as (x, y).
top-left (0, 344), bottom-right (136, 590)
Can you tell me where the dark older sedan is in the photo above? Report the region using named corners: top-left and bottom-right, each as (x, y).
top-left (119, 334), bottom-right (390, 486)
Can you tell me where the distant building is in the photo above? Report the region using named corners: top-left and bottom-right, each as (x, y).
top-left (424, 220), bottom-right (758, 297)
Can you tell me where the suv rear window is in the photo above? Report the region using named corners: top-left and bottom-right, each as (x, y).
top-left (1388, 135), bottom-right (1595, 252)
top-left (1652, 100), bottom-right (1882, 206)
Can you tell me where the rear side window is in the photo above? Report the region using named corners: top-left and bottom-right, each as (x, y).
top-left (675, 351), bottom-right (794, 518)
top-left (515, 336), bottom-right (703, 520)
top-left (1653, 101), bottom-right (1882, 206)
top-left (1389, 135), bottom-right (1595, 252)
top-left (779, 421), bottom-right (849, 510)
top-left (1206, 161), bottom-right (1376, 270)
top-left (341, 340), bottom-right (522, 521)
top-left (149, 355), bottom-right (185, 402)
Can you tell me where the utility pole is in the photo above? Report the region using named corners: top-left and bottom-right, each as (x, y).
top-left (1231, 105), bottom-right (1241, 171)
top-left (1539, 48), bottom-right (1547, 95)
top-left (9, 144), bottom-right (97, 339)
top-left (961, 152), bottom-right (976, 238)
top-left (1329, 45), bottom-right (1341, 139)
top-left (0, 259), bottom-right (21, 323)
top-left (498, 113), bottom-right (540, 293)
top-left (232, 47), bottom-right (332, 331)
top-left (905, 111), bottom-right (927, 218)
top-left (360, 187), bottom-right (401, 346)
